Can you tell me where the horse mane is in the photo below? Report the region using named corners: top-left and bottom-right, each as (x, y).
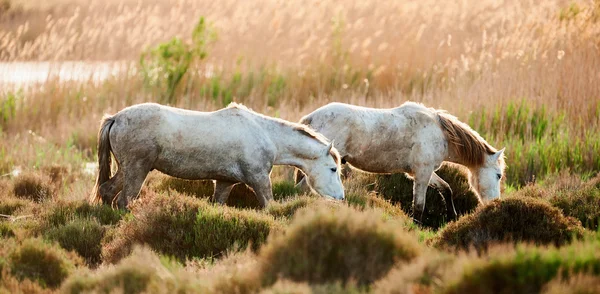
top-left (436, 110), bottom-right (497, 167)
top-left (227, 102), bottom-right (341, 163)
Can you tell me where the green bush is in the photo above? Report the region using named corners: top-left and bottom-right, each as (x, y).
top-left (152, 176), bottom-right (214, 198)
top-left (40, 200), bottom-right (125, 228)
top-left (103, 193), bottom-right (278, 264)
top-left (434, 197), bottom-right (584, 251)
top-left (7, 238), bottom-right (81, 289)
top-left (272, 181), bottom-right (303, 200)
top-left (140, 17), bottom-right (215, 103)
top-left (374, 164), bottom-right (479, 229)
top-left (260, 206), bottom-right (421, 286)
top-left (153, 176), bottom-right (300, 209)
top-left (31, 201), bottom-right (126, 266)
top-left (44, 218), bottom-right (105, 266)
top-left (62, 246), bottom-right (207, 294)
top-left (0, 222), bottom-right (15, 238)
top-left (549, 183), bottom-right (600, 231)
top-left (12, 172), bottom-right (53, 202)
top-left (444, 240), bottom-right (600, 294)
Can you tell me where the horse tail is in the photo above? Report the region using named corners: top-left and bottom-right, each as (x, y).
top-left (91, 115), bottom-right (116, 204)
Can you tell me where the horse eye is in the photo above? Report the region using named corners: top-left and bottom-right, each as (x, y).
top-left (497, 174), bottom-right (502, 180)
top-left (330, 167), bottom-right (337, 173)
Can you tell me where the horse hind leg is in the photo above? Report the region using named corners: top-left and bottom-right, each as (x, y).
top-left (212, 180), bottom-right (237, 204)
top-left (99, 169), bottom-right (123, 205)
top-left (116, 162), bottom-right (152, 210)
top-left (429, 172), bottom-right (457, 221)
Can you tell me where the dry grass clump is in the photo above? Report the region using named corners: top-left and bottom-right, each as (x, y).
top-left (1, 237), bottom-right (83, 289)
top-left (103, 192), bottom-right (279, 264)
top-left (12, 172), bottom-right (54, 202)
top-left (372, 253), bottom-right (455, 294)
top-left (542, 274), bottom-right (600, 294)
top-left (260, 280), bottom-right (366, 294)
top-left (61, 246), bottom-right (208, 294)
top-left (0, 270), bottom-right (52, 294)
top-left (346, 191), bottom-right (407, 220)
top-left (434, 197), bottom-right (584, 251)
top-left (267, 195), bottom-right (317, 220)
top-left (259, 205), bottom-right (421, 286)
top-left (443, 240), bottom-right (600, 294)
top-left (0, 196), bottom-right (32, 216)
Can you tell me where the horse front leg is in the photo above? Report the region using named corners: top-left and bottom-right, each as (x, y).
top-left (247, 174), bottom-right (273, 208)
top-left (412, 167), bottom-right (435, 224)
top-left (212, 180), bottom-right (237, 204)
top-left (429, 172), bottom-right (457, 221)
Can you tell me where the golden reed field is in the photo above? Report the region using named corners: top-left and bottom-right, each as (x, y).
top-left (1, 0), bottom-right (600, 293)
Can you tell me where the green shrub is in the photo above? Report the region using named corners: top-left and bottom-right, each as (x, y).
top-left (272, 181), bottom-right (302, 200)
top-left (374, 164), bottom-right (479, 229)
top-left (44, 218), bottom-right (105, 266)
top-left (62, 246), bottom-right (207, 294)
top-left (153, 177), bottom-right (264, 209)
top-left (444, 240), bottom-right (600, 294)
top-left (260, 205), bottom-right (421, 286)
top-left (103, 193), bottom-right (278, 264)
top-left (12, 172), bottom-right (53, 202)
top-left (40, 200), bottom-right (125, 228)
top-left (152, 176), bottom-right (214, 198)
top-left (434, 197), bottom-right (584, 251)
top-left (0, 222), bottom-right (15, 238)
top-left (550, 184), bottom-right (600, 231)
top-left (140, 17), bottom-right (214, 103)
top-left (8, 238), bottom-right (81, 289)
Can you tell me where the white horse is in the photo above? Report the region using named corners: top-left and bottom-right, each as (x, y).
top-left (92, 102), bottom-right (344, 209)
top-left (295, 102), bottom-right (505, 221)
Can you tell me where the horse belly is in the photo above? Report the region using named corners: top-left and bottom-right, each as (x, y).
top-left (346, 147), bottom-right (413, 174)
top-left (153, 144), bottom-right (244, 182)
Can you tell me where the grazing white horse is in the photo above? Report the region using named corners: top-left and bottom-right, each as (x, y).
top-left (92, 102), bottom-right (344, 209)
top-left (295, 102), bottom-right (505, 221)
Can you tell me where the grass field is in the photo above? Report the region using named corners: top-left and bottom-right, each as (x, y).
top-left (1, 0), bottom-right (600, 293)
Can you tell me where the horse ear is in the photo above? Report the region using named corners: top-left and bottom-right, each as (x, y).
top-left (492, 148), bottom-right (505, 160)
top-left (326, 141), bottom-right (334, 154)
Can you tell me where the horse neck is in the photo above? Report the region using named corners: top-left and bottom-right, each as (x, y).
top-left (260, 119), bottom-right (323, 168)
top-left (444, 145), bottom-right (481, 171)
